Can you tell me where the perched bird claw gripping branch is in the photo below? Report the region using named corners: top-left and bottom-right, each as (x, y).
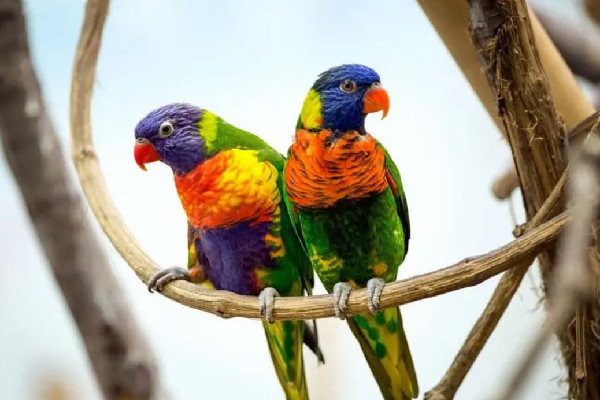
top-left (258, 287), bottom-right (280, 324)
top-left (333, 282), bottom-right (353, 320)
top-left (367, 277), bottom-right (386, 314)
top-left (147, 267), bottom-right (191, 293)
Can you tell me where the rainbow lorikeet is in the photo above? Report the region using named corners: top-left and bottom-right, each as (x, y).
top-left (283, 65), bottom-right (418, 400)
top-left (133, 104), bottom-right (323, 400)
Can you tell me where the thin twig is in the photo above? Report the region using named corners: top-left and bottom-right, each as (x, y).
top-left (494, 137), bottom-right (600, 400)
top-left (0, 0), bottom-right (164, 398)
top-left (514, 169), bottom-right (568, 237)
top-left (425, 162), bottom-right (569, 400)
top-left (424, 262), bottom-right (530, 400)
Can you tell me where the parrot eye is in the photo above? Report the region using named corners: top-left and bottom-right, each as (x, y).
top-left (158, 121), bottom-right (174, 138)
top-left (339, 79), bottom-right (357, 94)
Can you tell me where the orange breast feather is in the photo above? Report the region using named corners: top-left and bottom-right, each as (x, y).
top-left (174, 149), bottom-right (280, 229)
top-left (284, 129), bottom-right (387, 208)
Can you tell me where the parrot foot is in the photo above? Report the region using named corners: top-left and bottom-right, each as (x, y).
top-left (258, 287), bottom-right (280, 324)
top-left (367, 278), bottom-right (385, 314)
top-left (333, 282), bottom-right (352, 320)
top-left (147, 267), bottom-right (190, 293)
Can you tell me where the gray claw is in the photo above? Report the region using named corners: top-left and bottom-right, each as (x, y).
top-left (367, 278), bottom-right (385, 314)
top-left (259, 287), bottom-right (280, 324)
top-left (148, 267), bottom-right (190, 293)
top-left (333, 282), bottom-right (352, 320)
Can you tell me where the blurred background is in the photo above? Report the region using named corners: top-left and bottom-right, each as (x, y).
top-left (1, 0), bottom-right (598, 399)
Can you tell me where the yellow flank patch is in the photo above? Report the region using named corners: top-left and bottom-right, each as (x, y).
top-left (309, 245), bottom-right (343, 272)
top-left (300, 89), bottom-right (323, 129)
top-left (199, 110), bottom-right (218, 152)
top-left (373, 262), bottom-right (389, 277)
top-left (187, 243), bottom-right (197, 269)
top-left (270, 247), bottom-right (286, 258)
top-left (264, 232), bottom-right (286, 258)
top-left (201, 281), bottom-right (215, 290)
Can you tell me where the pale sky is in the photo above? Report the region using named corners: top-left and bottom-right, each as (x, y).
top-left (0, 1), bottom-right (593, 399)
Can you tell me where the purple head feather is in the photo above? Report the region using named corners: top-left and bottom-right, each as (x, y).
top-left (134, 103), bottom-right (204, 174)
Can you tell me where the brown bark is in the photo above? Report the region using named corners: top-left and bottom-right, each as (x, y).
top-left (496, 137), bottom-right (600, 400)
top-left (492, 112), bottom-right (600, 201)
top-left (469, 1), bottom-right (600, 399)
top-left (0, 1), bottom-right (163, 399)
top-left (420, 0), bottom-right (600, 397)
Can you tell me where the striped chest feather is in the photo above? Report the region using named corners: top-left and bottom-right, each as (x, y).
top-left (285, 129), bottom-right (387, 209)
top-left (174, 149), bottom-right (280, 229)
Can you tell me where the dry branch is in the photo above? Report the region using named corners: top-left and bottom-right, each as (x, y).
top-left (495, 138), bottom-right (600, 400)
top-left (491, 4), bottom-right (600, 203)
top-left (426, 150), bottom-right (573, 400)
top-left (427, 126), bottom-right (600, 399)
top-left (419, 0), bottom-right (595, 203)
top-left (467, 1), bottom-right (600, 399)
top-left (425, 263), bottom-right (529, 400)
top-left (426, 161), bottom-right (574, 400)
top-left (492, 111), bottom-right (600, 201)
top-left (0, 0), bottom-right (163, 399)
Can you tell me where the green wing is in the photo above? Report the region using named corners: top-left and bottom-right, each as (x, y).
top-left (376, 140), bottom-right (410, 254)
top-left (262, 150), bottom-right (326, 364)
top-left (258, 148), bottom-right (314, 296)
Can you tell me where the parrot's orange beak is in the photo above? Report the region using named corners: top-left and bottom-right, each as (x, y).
top-left (134, 139), bottom-right (161, 171)
top-left (363, 84), bottom-right (390, 119)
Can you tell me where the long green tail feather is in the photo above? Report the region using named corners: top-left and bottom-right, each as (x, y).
top-left (347, 308), bottom-right (418, 400)
top-left (263, 320), bottom-right (309, 400)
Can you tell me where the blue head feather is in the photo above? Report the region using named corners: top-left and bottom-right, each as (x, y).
top-left (312, 64), bottom-right (381, 133)
top-left (134, 103), bottom-right (204, 174)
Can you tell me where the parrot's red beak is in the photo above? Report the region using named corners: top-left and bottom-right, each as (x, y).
top-left (363, 85), bottom-right (390, 119)
top-left (134, 139), bottom-right (161, 171)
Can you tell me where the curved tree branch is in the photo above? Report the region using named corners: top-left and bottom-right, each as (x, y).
top-left (0, 0), bottom-right (163, 398)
